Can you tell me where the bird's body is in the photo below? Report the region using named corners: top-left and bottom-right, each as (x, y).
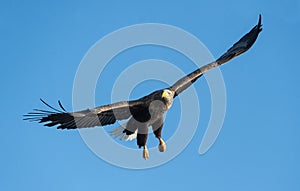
top-left (24, 15), bottom-right (262, 159)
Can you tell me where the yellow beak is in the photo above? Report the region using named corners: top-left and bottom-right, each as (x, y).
top-left (162, 91), bottom-right (167, 98)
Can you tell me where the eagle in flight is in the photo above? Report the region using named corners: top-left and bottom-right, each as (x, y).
top-left (24, 15), bottom-right (262, 159)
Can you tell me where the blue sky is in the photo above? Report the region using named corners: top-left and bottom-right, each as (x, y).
top-left (1, 0), bottom-right (299, 190)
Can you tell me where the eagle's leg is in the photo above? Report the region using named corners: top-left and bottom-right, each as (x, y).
top-left (158, 137), bottom-right (166, 152)
top-left (154, 127), bottom-right (166, 152)
top-left (137, 127), bottom-right (149, 160)
top-left (143, 145), bottom-right (149, 160)
top-left (152, 118), bottom-right (166, 152)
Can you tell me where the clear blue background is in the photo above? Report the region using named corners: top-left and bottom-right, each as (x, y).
top-left (1, 0), bottom-right (299, 190)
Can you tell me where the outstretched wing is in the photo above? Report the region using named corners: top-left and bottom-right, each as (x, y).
top-left (216, 14), bottom-right (262, 64)
top-left (23, 99), bottom-right (144, 129)
top-left (170, 14), bottom-right (262, 97)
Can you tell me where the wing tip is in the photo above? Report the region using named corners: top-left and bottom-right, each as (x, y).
top-left (258, 14), bottom-right (263, 32)
top-left (24, 99), bottom-right (70, 128)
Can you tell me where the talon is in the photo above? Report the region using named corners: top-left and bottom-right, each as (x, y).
top-left (143, 146), bottom-right (149, 160)
top-left (158, 138), bottom-right (166, 152)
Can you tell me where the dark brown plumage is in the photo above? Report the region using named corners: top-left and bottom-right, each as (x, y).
top-left (24, 15), bottom-right (262, 159)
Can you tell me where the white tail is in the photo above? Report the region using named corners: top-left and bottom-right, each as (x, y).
top-left (110, 123), bottom-right (138, 141)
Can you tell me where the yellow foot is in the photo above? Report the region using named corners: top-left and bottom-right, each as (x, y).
top-left (158, 138), bottom-right (166, 152)
top-left (143, 146), bottom-right (149, 160)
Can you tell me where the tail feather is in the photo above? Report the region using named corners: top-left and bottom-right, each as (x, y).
top-left (110, 124), bottom-right (138, 141)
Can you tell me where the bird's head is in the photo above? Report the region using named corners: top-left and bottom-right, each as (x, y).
top-left (161, 89), bottom-right (173, 99)
top-left (161, 89), bottom-right (174, 109)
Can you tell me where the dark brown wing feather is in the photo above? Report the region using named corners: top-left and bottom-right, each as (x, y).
top-left (216, 14), bottom-right (262, 64)
top-left (170, 15), bottom-right (262, 97)
top-left (23, 99), bottom-right (144, 129)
